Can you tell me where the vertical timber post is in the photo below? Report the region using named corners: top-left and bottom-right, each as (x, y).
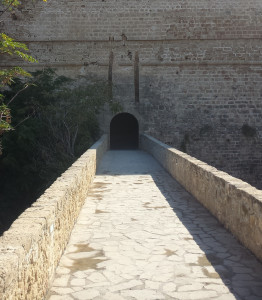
top-left (108, 51), bottom-right (114, 99)
top-left (134, 51), bottom-right (139, 103)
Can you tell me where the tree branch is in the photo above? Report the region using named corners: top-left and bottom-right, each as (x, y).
top-left (13, 113), bottom-right (31, 128)
top-left (0, 0), bottom-right (16, 18)
top-left (7, 84), bottom-right (29, 105)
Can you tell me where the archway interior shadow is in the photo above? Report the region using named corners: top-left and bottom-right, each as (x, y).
top-left (110, 113), bottom-right (139, 150)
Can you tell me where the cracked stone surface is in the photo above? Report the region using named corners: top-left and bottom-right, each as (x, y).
top-left (46, 150), bottom-right (262, 300)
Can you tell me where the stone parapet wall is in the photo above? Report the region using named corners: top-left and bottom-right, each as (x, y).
top-left (141, 134), bottom-right (262, 262)
top-left (0, 135), bottom-right (108, 300)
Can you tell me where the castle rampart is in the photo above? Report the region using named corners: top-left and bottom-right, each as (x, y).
top-left (1, 0), bottom-right (262, 187)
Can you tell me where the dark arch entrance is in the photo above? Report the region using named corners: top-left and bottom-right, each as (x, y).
top-left (110, 113), bottom-right (139, 149)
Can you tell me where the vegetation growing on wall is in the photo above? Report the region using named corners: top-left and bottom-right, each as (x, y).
top-left (0, 69), bottom-right (118, 234)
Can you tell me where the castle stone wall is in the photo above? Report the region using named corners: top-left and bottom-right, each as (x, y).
top-left (1, 0), bottom-right (262, 188)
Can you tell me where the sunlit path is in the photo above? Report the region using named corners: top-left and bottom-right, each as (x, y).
top-left (46, 151), bottom-right (262, 300)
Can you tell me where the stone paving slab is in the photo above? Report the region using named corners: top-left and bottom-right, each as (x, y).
top-left (46, 150), bottom-right (262, 300)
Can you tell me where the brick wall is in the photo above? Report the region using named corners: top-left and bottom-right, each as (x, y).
top-left (1, 0), bottom-right (262, 188)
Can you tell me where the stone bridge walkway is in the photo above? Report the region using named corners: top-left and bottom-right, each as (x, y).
top-left (46, 151), bottom-right (262, 300)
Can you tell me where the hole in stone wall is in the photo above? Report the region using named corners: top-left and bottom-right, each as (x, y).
top-left (241, 124), bottom-right (256, 137)
top-left (110, 113), bottom-right (139, 149)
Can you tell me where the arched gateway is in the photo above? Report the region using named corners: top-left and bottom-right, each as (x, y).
top-left (110, 113), bottom-right (139, 150)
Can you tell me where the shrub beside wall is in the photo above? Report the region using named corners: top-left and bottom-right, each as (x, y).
top-left (0, 135), bottom-right (108, 300)
top-left (141, 134), bottom-right (262, 262)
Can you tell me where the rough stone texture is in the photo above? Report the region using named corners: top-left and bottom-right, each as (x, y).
top-left (1, 0), bottom-right (262, 188)
top-left (141, 134), bottom-right (262, 263)
top-left (0, 135), bottom-right (108, 300)
top-left (46, 150), bottom-right (262, 300)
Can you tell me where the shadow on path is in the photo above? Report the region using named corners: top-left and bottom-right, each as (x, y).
top-left (97, 150), bottom-right (262, 300)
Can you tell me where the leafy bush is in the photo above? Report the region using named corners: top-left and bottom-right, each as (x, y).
top-left (0, 69), bottom-right (118, 233)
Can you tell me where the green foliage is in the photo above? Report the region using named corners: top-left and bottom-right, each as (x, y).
top-left (1, 0), bottom-right (21, 8)
top-left (0, 33), bottom-right (36, 136)
top-left (1, 0), bottom-right (46, 10)
top-left (0, 67), bottom-right (32, 86)
top-left (0, 0), bottom-right (46, 149)
top-left (0, 33), bottom-right (35, 90)
top-left (0, 33), bottom-right (37, 63)
top-left (0, 103), bottom-right (12, 131)
top-left (0, 0), bottom-right (119, 233)
top-left (0, 69), bottom-right (118, 233)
